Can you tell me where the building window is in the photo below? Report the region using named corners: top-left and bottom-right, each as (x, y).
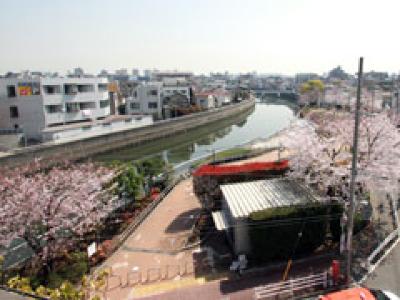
top-left (10, 106), bottom-right (19, 118)
top-left (148, 102), bottom-right (158, 109)
top-left (98, 84), bottom-right (108, 92)
top-left (77, 85), bottom-right (94, 93)
top-left (79, 102), bottom-right (96, 110)
top-left (66, 103), bottom-right (80, 113)
top-left (147, 89), bottom-right (158, 96)
top-left (45, 105), bottom-right (63, 113)
top-left (44, 85), bottom-right (61, 94)
top-left (7, 85), bottom-right (16, 97)
top-left (64, 84), bottom-right (78, 94)
top-left (100, 99), bottom-right (110, 108)
top-left (130, 102), bottom-right (140, 110)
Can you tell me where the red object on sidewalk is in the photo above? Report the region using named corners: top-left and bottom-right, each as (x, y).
top-left (193, 160), bottom-right (289, 176)
top-left (331, 260), bottom-right (340, 285)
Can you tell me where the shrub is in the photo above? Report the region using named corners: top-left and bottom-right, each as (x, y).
top-left (47, 252), bottom-right (88, 288)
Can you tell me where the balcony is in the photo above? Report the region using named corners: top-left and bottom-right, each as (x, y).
top-left (63, 91), bottom-right (109, 102)
top-left (45, 112), bottom-right (65, 125)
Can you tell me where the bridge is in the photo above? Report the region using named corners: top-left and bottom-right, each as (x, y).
top-left (251, 88), bottom-right (299, 100)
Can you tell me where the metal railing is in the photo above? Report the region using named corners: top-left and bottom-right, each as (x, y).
top-left (254, 272), bottom-right (328, 300)
top-left (366, 229), bottom-right (399, 270)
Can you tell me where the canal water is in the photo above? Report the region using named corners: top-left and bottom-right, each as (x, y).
top-left (94, 101), bottom-right (295, 167)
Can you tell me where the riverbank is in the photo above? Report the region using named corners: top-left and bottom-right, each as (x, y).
top-left (0, 100), bottom-right (255, 167)
top-left (94, 102), bottom-right (295, 169)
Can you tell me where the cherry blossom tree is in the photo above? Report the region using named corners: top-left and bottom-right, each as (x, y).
top-left (0, 160), bottom-right (117, 268)
top-left (279, 109), bottom-right (400, 202)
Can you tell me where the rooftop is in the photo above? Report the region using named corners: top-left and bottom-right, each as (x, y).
top-left (220, 178), bottom-right (320, 218)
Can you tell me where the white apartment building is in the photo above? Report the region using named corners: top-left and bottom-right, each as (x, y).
top-left (126, 82), bottom-right (163, 119)
top-left (194, 92), bottom-right (216, 109)
top-left (126, 79), bottom-right (192, 119)
top-left (0, 76), bottom-right (111, 141)
top-left (162, 78), bottom-right (191, 102)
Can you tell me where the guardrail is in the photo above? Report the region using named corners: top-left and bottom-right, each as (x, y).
top-left (366, 229), bottom-right (399, 270)
top-left (254, 272), bottom-right (328, 300)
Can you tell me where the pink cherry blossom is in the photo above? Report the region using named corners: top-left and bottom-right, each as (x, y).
top-left (0, 160), bottom-right (116, 263)
top-left (279, 110), bottom-right (400, 201)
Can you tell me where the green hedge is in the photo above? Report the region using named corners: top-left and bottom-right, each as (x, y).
top-left (248, 203), bottom-right (344, 261)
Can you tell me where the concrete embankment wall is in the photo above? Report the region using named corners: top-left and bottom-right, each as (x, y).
top-left (0, 100), bottom-right (255, 167)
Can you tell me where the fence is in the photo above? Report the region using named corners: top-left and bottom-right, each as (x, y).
top-left (253, 272), bottom-right (328, 300)
top-left (366, 229), bottom-right (399, 271)
top-left (86, 257), bottom-right (216, 300)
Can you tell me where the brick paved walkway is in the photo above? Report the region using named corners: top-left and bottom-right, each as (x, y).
top-left (100, 178), bottom-right (202, 300)
top-left (137, 254), bottom-right (333, 300)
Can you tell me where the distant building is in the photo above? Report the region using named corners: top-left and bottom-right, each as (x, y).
top-left (194, 89), bottom-right (231, 109)
top-left (295, 73), bottom-right (319, 84)
top-left (143, 69), bottom-right (153, 79)
top-left (126, 82), bottom-right (163, 119)
top-left (0, 76), bottom-right (111, 141)
top-left (327, 66), bottom-right (349, 80)
top-left (126, 78), bottom-right (196, 119)
top-left (73, 67), bottom-right (85, 77)
top-left (132, 69), bottom-right (140, 76)
top-left (364, 71), bottom-right (389, 82)
top-left (115, 68), bottom-right (128, 76)
top-left (153, 71), bottom-right (193, 82)
top-left (213, 89), bottom-right (231, 106)
top-left (194, 92), bottom-right (216, 109)
top-left (98, 69), bottom-right (109, 77)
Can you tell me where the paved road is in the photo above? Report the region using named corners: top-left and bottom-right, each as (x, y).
top-left (0, 290), bottom-right (32, 300)
top-left (365, 241), bottom-right (400, 295)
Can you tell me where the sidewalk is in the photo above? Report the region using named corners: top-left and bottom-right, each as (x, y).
top-left (99, 178), bottom-right (202, 300)
top-left (136, 254), bottom-right (333, 300)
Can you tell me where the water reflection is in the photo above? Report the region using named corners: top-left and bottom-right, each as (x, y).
top-left (93, 103), bottom-right (294, 165)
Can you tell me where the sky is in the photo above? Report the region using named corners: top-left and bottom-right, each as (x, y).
top-left (1, 0), bottom-right (400, 76)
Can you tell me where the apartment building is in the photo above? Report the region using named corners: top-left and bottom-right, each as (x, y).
top-left (0, 76), bottom-right (111, 141)
top-left (126, 79), bottom-right (193, 119)
top-left (126, 82), bottom-right (163, 119)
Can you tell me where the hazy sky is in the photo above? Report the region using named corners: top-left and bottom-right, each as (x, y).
top-left (1, 0), bottom-right (399, 75)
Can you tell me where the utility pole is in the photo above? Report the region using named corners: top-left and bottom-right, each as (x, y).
top-left (346, 57), bottom-right (363, 284)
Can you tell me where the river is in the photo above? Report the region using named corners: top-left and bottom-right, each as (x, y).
top-left (93, 101), bottom-right (295, 167)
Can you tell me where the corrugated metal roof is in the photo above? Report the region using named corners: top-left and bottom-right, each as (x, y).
top-left (211, 211), bottom-right (229, 230)
top-left (220, 178), bottom-right (320, 219)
